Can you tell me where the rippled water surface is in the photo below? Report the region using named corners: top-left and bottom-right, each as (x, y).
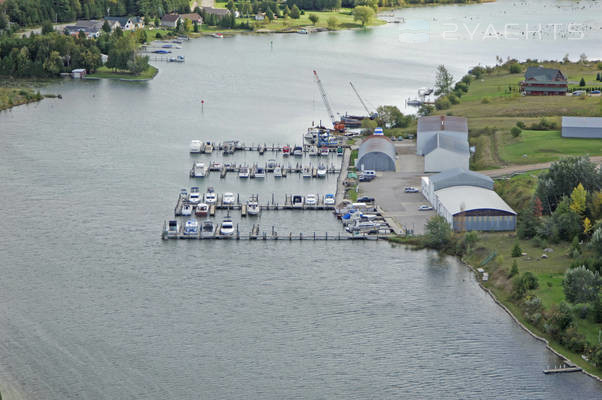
top-left (1, 0), bottom-right (602, 398)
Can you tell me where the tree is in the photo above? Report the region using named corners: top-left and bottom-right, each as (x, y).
top-left (42, 50), bottom-right (63, 75)
top-left (0, 13), bottom-right (7, 31)
top-left (102, 20), bottom-right (111, 33)
top-left (127, 55), bottom-right (149, 75)
top-left (569, 183), bottom-right (587, 215)
top-left (512, 271), bottom-right (539, 299)
top-left (283, 5), bottom-right (291, 16)
top-left (226, 0), bottom-right (235, 11)
top-left (308, 13), bottom-right (319, 25)
top-left (434, 96), bottom-right (450, 110)
top-left (353, 6), bottom-right (374, 27)
top-left (563, 266), bottom-right (600, 304)
top-left (266, 9), bottom-right (274, 21)
top-left (509, 260), bottom-right (519, 278)
top-left (41, 20), bottom-right (54, 35)
top-left (327, 16), bottom-right (338, 30)
top-left (591, 227), bottom-right (602, 256)
top-left (583, 217), bottom-right (592, 235)
top-left (509, 63), bottom-right (521, 73)
top-left (511, 242), bottom-right (522, 257)
top-left (376, 105), bottom-right (413, 128)
top-left (579, 77), bottom-right (586, 87)
top-left (424, 216), bottom-right (452, 250)
top-left (435, 65), bottom-right (454, 96)
top-left (290, 5), bottom-right (301, 19)
top-left (510, 126), bottom-right (521, 138)
top-left (193, 20), bottom-right (199, 32)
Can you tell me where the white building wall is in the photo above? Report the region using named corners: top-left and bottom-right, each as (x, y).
top-left (417, 130), bottom-right (468, 155)
top-left (424, 148), bottom-right (469, 173)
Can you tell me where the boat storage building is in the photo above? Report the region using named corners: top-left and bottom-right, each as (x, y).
top-left (356, 136), bottom-right (396, 171)
top-left (421, 169), bottom-right (515, 231)
top-left (423, 133), bottom-right (470, 172)
top-left (561, 116), bottom-right (602, 138)
top-left (417, 116), bottom-right (468, 156)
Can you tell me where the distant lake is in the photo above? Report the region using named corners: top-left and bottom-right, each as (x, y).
top-left (0, 0), bottom-right (601, 398)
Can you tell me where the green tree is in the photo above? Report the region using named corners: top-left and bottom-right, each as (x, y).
top-left (42, 50), bottom-right (63, 75)
top-left (283, 5), bottom-right (291, 16)
top-left (434, 96), bottom-right (450, 110)
top-left (266, 9), bottom-right (274, 21)
top-left (376, 105), bottom-right (413, 128)
top-left (569, 183), bottom-right (587, 216)
top-left (308, 13), bottom-right (319, 25)
top-left (591, 227), bottom-right (602, 256)
top-left (511, 242), bottom-right (522, 257)
top-left (509, 63), bottom-right (521, 73)
top-left (127, 55), bottom-right (149, 75)
top-left (290, 5), bottom-right (301, 19)
top-left (563, 266), bottom-right (600, 304)
top-left (41, 20), bottom-right (54, 35)
top-left (107, 35), bottom-right (136, 70)
top-left (508, 260), bottom-right (519, 278)
top-left (353, 5), bottom-right (374, 27)
top-left (327, 16), bottom-right (338, 30)
top-left (435, 64), bottom-right (454, 95)
top-left (510, 126), bottom-right (521, 137)
top-left (579, 77), bottom-right (586, 86)
top-left (226, 0), bottom-right (235, 11)
top-left (424, 216), bottom-right (452, 250)
top-left (102, 20), bottom-right (111, 33)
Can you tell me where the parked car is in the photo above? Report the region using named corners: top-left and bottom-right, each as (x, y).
top-left (591, 90), bottom-right (601, 95)
top-left (404, 187), bottom-right (419, 193)
top-left (359, 173), bottom-right (376, 182)
top-left (572, 90), bottom-right (586, 96)
top-left (418, 205), bottom-right (433, 211)
top-left (357, 196), bottom-right (375, 203)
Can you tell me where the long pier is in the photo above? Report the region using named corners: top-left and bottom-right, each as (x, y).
top-left (189, 162), bottom-right (341, 179)
top-left (190, 141), bottom-right (349, 155)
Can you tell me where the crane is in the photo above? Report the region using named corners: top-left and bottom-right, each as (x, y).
top-left (313, 70), bottom-right (345, 132)
top-left (349, 81), bottom-right (377, 119)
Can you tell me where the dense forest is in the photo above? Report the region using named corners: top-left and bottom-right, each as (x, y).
top-left (0, 0), bottom-right (190, 26)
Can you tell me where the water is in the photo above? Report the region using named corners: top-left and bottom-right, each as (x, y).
top-left (1, 0), bottom-right (602, 398)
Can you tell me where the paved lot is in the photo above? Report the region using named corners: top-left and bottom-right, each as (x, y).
top-left (359, 142), bottom-right (435, 234)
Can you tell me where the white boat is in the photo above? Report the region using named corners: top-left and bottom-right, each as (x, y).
top-left (309, 146), bottom-right (318, 156)
top-left (183, 219), bottom-right (199, 235)
top-left (209, 161), bottom-right (222, 171)
top-left (167, 220), bottom-right (179, 237)
top-left (220, 217), bottom-right (234, 236)
top-left (255, 167), bottom-right (266, 178)
top-left (182, 204), bottom-right (193, 216)
top-left (212, 32), bottom-right (224, 38)
top-left (293, 146), bottom-right (303, 157)
top-left (239, 164), bottom-right (250, 178)
top-left (190, 140), bottom-right (202, 153)
top-left (195, 203), bottom-right (209, 217)
top-left (317, 164), bottom-right (327, 178)
top-left (319, 147), bottom-right (329, 156)
top-left (222, 192), bottom-right (235, 205)
top-left (302, 166), bottom-right (312, 178)
top-left (247, 197), bottom-right (260, 215)
top-left (324, 194), bottom-right (335, 206)
top-left (266, 159), bottom-right (277, 171)
top-left (204, 142), bottom-right (213, 154)
top-left (305, 194), bottom-right (317, 205)
top-left (273, 166), bottom-right (282, 178)
top-left (192, 162), bottom-right (206, 177)
top-left (201, 221), bottom-right (216, 238)
top-left (188, 191), bottom-right (201, 204)
top-left (407, 98), bottom-right (423, 107)
top-left (205, 187), bottom-right (217, 204)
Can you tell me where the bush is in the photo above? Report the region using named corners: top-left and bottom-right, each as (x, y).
top-left (510, 126), bottom-right (522, 138)
top-left (509, 260), bottom-right (519, 278)
top-left (448, 94), bottom-right (459, 104)
top-left (579, 77), bottom-right (586, 87)
top-left (424, 216), bottom-right (452, 250)
top-left (563, 266), bottom-right (600, 304)
top-left (481, 96), bottom-right (491, 104)
top-left (511, 242), bottom-right (522, 257)
top-left (516, 121), bottom-right (526, 129)
top-left (509, 63), bottom-right (522, 73)
top-left (435, 96), bottom-right (451, 110)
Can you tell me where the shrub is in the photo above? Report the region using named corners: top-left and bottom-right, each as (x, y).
top-left (435, 96), bottom-right (451, 110)
top-left (509, 63), bottom-right (522, 73)
top-left (509, 260), bottom-right (519, 277)
top-left (516, 121), bottom-right (526, 129)
top-left (579, 77), bottom-right (586, 87)
top-left (563, 266), bottom-right (600, 304)
top-left (511, 242), bottom-right (522, 257)
top-left (424, 216), bottom-right (452, 250)
top-left (448, 94), bottom-right (459, 104)
top-left (481, 96), bottom-right (491, 104)
top-left (510, 126), bottom-right (522, 138)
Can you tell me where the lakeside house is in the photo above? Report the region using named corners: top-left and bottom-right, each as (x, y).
top-left (71, 68), bottom-right (86, 79)
top-left (180, 13), bottom-right (203, 25)
top-left (561, 116), bottom-right (602, 138)
top-left (65, 20), bottom-right (103, 38)
top-left (161, 14), bottom-right (182, 28)
top-left (255, 13), bottom-right (266, 21)
top-left (103, 16), bottom-right (144, 31)
top-left (520, 66), bottom-right (568, 96)
top-left (202, 7), bottom-right (231, 17)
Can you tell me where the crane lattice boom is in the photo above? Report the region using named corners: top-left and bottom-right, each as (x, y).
top-left (313, 70), bottom-right (336, 127)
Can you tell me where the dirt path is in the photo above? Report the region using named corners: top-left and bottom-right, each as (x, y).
top-left (480, 156), bottom-right (602, 178)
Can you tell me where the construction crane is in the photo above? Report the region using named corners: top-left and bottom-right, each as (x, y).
top-left (313, 70), bottom-right (345, 132)
top-left (349, 81), bottom-right (377, 119)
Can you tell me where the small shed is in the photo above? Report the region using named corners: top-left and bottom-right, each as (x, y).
top-left (71, 68), bottom-right (86, 79)
top-left (356, 136), bottom-right (396, 171)
top-left (561, 116), bottom-right (602, 138)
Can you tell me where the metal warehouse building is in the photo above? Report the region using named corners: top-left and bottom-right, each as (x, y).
top-left (561, 116), bottom-right (602, 138)
top-left (421, 168), bottom-right (494, 206)
top-left (417, 115), bottom-right (468, 155)
top-left (356, 136), bottom-right (396, 171)
top-left (423, 133), bottom-right (470, 172)
top-left (435, 186), bottom-right (517, 232)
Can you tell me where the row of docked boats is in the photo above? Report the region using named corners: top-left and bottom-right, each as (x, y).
top-left (181, 187), bottom-right (261, 215)
top-left (190, 140), bottom-right (344, 157)
top-left (181, 217), bottom-right (234, 237)
top-left (191, 161), bottom-right (334, 179)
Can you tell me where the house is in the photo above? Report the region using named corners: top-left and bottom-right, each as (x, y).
top-left (423, 133), bottom-right (470, 173)
top-left (104, 16), bottom-right (131, 30)
top-left (202, 7), bottom-right (231, 17)
top-left (255, 13), bottom-right (266, 21)
top-left (131, 16), bottom-right (144, 29)
top-left (561, 116), bottom-right (602, 138)
top-left (65, 20), bottom-right (103, 38)
top-left (71, 68), bottom-right (86, 79)
top-left (355, 135), bottom-right (396, 171)
top-left (416, 115), bottom-right (468, 156)
top-left (161, 14), bottom-right (182, 28)
top-left (180, 13), bottom-right (203, 25)
top-left (520, 66), bottom-right (568, 96)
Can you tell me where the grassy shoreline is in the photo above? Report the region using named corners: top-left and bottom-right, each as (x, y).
top-left (86, 65), bottom-right (158, 81)
top-left (0, 86), bottom-right (44, 111)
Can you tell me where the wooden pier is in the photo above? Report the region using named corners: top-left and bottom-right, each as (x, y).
top-left (190, 141), bottom-right (350, 155)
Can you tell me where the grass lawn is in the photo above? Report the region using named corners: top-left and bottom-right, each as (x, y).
top-left (493, 170), bottom-right (543, 211)
top-left (500, 130), bottom-right (602, 165)
top-left (0, 87), bottom-right (43, 111)
top-left (87, 65), bottom-right (158, 80)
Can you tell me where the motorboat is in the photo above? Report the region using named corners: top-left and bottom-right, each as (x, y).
top-left (220, 217), bottom-right (234, 236)
top-left (182, 204), bottom-right (193, 216)
top-left (292, 194), bottom-right (304, 207)
top-left (317, 164), bottom-right (327, 178)
top-left (188, 191), bottom-right (201, 204)
top-left (180, 188), bottom-right (188, 197)
top-left (247, 196), bottom-right (260, 215)
top-left (205, 191), bottom-right (217, 205)
top-left (195, 203), bottom-right (209, 217)
top-left (192, 162), bottom-right (206, 177)
top-left (209, 161), bottom-right (222, 171)
top-left (282, 145), bottom-right (291, 157)
top-left (222, 192), bottom-right (236, 205)
top-left (302, 166), bottom-right (312, 178)
top-left (273, 166), bottom-right (282, 178)
top-left (255, 167), bottom-right (266, 178)
top-left (337, 146), bottom-right (344, 156)
top-left (167, 220), bottom-right (179, 237)
top-left (258, 144), bottom-right (266, 155)
top-left (239, 164), bottom-right (250, 178)
top-left (305, 194), bottom-right (317, 205)
top-left (309, 146), bottom-right (318, 156)
top-left (190, 140), bottom-right (202, 153)
top-left (168, 55), bottom-right (185, 62)
top-left (201, 221), bottom-right (216, 238)
top-left (183, 219), bottom-right (199, 235)
top-left (212, 33), bottom-right (224, 38)
top-left (324, 194), bottom-right (335, 206)
top-left (266, 159), bottom-right (277, 171)
top-left (407, 98), bottom-right (423, 107)
top-left (345, 220), bottom-right (380, 234)
top-left (292, 146), bottom-right (303, 157)
top-left (204, 142), bottom-right (213, 154)
top-left (319, 147), bottom-right (329, 156)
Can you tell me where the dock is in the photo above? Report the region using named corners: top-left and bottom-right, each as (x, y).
top-left (190, 141), bottom-right (349, 155)
top-left (543, 361), bottom-right (582, 374)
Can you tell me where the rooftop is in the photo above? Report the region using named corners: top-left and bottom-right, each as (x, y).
top-left (418, 115), bottom-right (468, 134)
top-left (161, 14), bottom-right (181, 22)
top-left (524, 66), bottom-right (566, 82)
top-left (562, 116), bottom-right (602, 129)
top-left (423, 133), bottom-right (469, 156)
top-left (429, 168), bottom-right (494, 191)
top-left (435, 186), bottom-right (516, 216)
top-left (358, 136), bottom-right (396, 159)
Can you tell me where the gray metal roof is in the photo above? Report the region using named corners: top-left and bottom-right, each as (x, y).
top-left (435, 186), bottom-right (516, 215)
top-left (524, 66), bottom-right (566, 82)
top-left (429, 168), bottom-right (493, 191)
top-left (423, 133), bottom-right (469, 156)
top-left (562, 116), bottom-right (602, 128)
top-left (417, 116), bottom-right (468, 134)
top-left (357, 136), bottom-right (396, 161)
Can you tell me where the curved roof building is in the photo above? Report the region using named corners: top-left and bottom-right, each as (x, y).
top-left (356, 136), bottom-right (396, 171)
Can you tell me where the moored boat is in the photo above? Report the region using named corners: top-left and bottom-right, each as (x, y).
top-left (247, 196), bottom-right (261, 215)
top-left (201, 221), bottom-right (216, 238)
top-left (204, 141), bottom-right (213, 153)
top-left (302, 166), bottom-right (312, 178)
top-left (195, 203), bottom-right (209, 217)
top-left (319, 147), bottom-right (329, 156)
top-left (273, 166), bottom-right (282, 178)
top-left (192, 162), bottom-right (206, 177)
top-left (317, 163), bottom-right (327, 178)
top-left (282, 145), bottom-right (291, 157)
top-left (293, 146), bottom-right (303, 157)
top-left (239, 164), bottom-right (250, 178)
top-left (255, 167), bottom-right (266, 178)
top-left (220, 217), bottom-right (234, 236)
top-left (190, 140), bottom-right (202, 153)
top-left (183, 219), bottom-right (199, 235)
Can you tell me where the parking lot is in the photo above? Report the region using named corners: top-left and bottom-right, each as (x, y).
top-left (359, 142), bottom-right (435, 234)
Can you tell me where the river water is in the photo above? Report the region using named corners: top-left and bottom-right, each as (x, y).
top-left (1, 0), bottom-right (602, 398)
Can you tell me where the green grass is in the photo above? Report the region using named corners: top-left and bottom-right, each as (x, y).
top-left (500, 130), bottom-right (602, 164)
top-left (494, 170), bottom-right (543, 211)
top-left (87, 65), bottom-right (158, 80)
top-left (0, 87), bottom-right (43, 110)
